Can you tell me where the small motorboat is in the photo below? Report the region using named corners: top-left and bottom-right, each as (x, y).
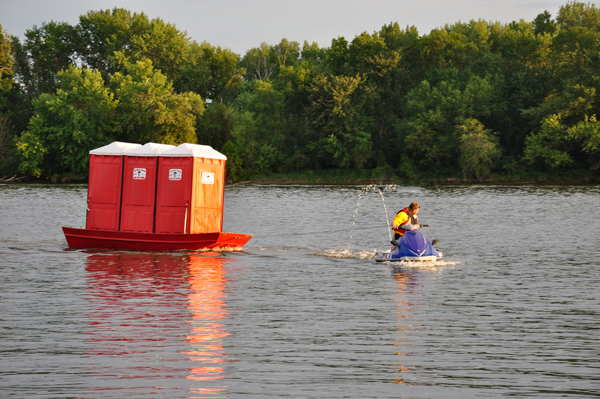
top-left (373, 228), bottom-right (443, 262)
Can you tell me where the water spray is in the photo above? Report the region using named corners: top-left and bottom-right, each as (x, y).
top-left (349, 184), bottom-right (399, 243)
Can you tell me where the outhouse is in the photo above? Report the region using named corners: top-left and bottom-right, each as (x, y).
top-left (120, 143), bottom-right (175, 233)
top-left (87, 141), bottom-right (141, 231)
top-left (155, 144), bottom-right (227, 234)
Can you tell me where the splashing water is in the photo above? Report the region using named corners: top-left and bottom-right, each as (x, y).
top-left (349, 184), bottom-right (399, 243)
top-left (312, 248), bottom-right (463, 267)
top-left (311, 248), bottom-right (378, 259)
top-left (383, 259), bottom-right (463, 267)
top-left (377, 188), bottom-right (392, 241)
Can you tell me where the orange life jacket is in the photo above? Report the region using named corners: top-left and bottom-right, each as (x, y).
top-left (393, 207), bottom-right (418, 235)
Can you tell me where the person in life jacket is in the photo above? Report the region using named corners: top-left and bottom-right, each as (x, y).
top-left (391, 202), bottom-right (420, 250)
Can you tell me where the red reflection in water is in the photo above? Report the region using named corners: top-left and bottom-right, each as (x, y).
top-left (84, 252), bottom-right (231, 398)
top-left (185, 253), bottom-right (230, 393)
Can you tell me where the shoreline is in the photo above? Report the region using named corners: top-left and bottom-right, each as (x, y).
top-left (246, 177), bottom-right (600, 186)
top-left (2, 176), bottom-right (599, 186)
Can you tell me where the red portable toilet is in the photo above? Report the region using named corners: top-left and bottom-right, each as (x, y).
top-left (87, 141), bottom-right (141, 231)
top-left (120, 143), bottom-right (175, 233)
top-left (155, 144), bottom-right (227, 234)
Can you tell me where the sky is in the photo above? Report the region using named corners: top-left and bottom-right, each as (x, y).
top-left (1, 0), bottom-right (568, 55)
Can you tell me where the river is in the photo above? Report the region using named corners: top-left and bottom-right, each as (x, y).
top-left (1, 183), bottom-right (599, 398)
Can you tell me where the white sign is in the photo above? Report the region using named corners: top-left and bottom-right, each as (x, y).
top-left (202, 172), bottom-right (215, 184)
top-left (169, 169), bottom-right (182, 181)
top-left (133, 168), bottom-right (146, 180)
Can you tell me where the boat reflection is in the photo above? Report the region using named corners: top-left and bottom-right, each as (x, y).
top-left (84, 251), bottom-right (232, 398)
top-left (185, 252), bottom-right (230, 396)
top-left (390, 265), bottom-right (432, 386)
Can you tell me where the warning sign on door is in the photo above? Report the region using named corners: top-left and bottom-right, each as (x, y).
top-left (202, 172), bottom-right (215, 184)
top-left (133, 168), bottom-right (146, 180)
top-left (169, 169), bottom-right (182, 181)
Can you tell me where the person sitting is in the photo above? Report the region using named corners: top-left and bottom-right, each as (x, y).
top-left (391, 202), bottom-right (420, 251)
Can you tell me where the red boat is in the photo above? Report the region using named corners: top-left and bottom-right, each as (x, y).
top-left (62, 227), bottom-right (253, 251)
top-left (63, 142), bottom-right (252, 252)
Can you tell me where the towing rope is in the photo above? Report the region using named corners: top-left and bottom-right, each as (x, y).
top-left (253, 224), bottom-right (388, 238)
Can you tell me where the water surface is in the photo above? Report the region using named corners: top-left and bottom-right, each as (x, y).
top-left (1, 183), bottom-right (599, 398)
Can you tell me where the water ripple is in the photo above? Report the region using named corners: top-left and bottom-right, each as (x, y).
top-left (1, 183), bottom-right (599, 398)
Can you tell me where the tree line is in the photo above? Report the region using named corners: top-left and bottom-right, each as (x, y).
top-left (1, 1), bottom-right (600, 182)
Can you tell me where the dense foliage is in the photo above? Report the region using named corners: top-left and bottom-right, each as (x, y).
top-left (2, 2), bottom-right (600, 182)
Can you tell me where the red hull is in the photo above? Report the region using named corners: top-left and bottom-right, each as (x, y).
top-left (62, 227), bottom-right (252, 251)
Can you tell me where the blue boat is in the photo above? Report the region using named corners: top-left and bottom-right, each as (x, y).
top-left (373, 229), bottom-right (443, 262)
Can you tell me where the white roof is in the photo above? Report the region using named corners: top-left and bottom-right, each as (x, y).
top-left (159, 143), bottom-right (227, 160)
top-left (126, 143), bottom-right (176, 156)
top-left (89, 141), bottom-right (142, 155)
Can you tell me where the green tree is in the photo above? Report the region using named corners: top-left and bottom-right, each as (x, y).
top-left (379, 23), bottom-right (419, 52)
top-left (552, 1), bottom-right (600, 78)
top-left (346, 31), bottom-right (404, 164)
top-left (523, 82), bottom-right (596, 127)
top-left (0, 25), bottom-right (13, 106)
top-left (523, 114), bottom-right (600, 169)
top-left (533, 11), bottom-right (557, 35)
top-left (398, 75), bottom-right (501, 172)
top-left (241, 39), bottom-right (301, 81)
top-left (324, 37), bottom-right (349, 75)
top-left (457, 119), bottom-right (501, 178)
top-left (0, 27), bottom-right (29, 176)
top-left (556, 1), bottom-right (600, 28)
top-left (0, 25), bottom-right (15, 171)
top-left (76, 8), bottom-right (134, 79)
top-left (495, 19), bottom-right (554, 156)
top-left (518, 2), bottom-right (600, 174)
top-left (196, 102), bottom-right (235, 150)
top-left (110, 59), bottom-right (204, 145)
top-left (15, 66), bottom-right (117, 177)
top-left (523, 114), bottom-right (573, 168)
top-left (416, 28), bottom-right (475, 72)
top-left (0, 115), bottom-right (12, 164)
top-left (112, 18), bottom-right (189, 78)
top-left (307, 74), bottom-right (372, 169)
top-left (244, 80), bottom-right (286, 172)
top-left (11, 21), bottom-right (77, 99)
top-left (174, 41), bottom-right (244, 103)
top-left (241, 43), bottom-right (277, 81)
top-left (221, 139), bottom-right (244, 181)
top-left (77, 8), bottom-right (190, 81)
top-left (347, 32), bottom-right (387, 75)
top-left (300, 41), bottom-right (327, 67)
top-left (273, 64), bottom-right (316, 171)
top-left (227, 107), bottom-right (258, 174)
